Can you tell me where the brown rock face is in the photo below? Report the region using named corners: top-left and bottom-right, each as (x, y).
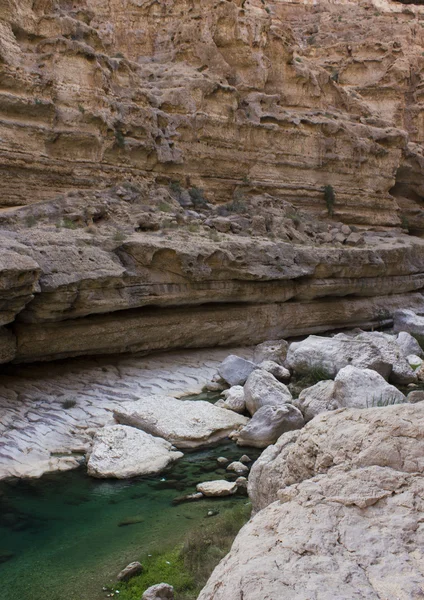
top-left (2, 0), bottom-right (424, 363)
top-left (1, 0), bottom-right (424, 228)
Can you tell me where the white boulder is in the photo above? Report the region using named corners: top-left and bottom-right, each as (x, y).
top-left (232, 404), bottom-right (304, 448)
top-left (196, 480), bottom-right (238, 497)
top-left (113, 397), bottom-right (248, 449)
top-left (217, 355), bottom-right (257, 386)
top-left (244, 369), bottom-right (292, 416)
top-left (86, 425), bottom-right (183, 479)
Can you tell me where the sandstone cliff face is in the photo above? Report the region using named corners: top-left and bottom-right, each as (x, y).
top-left (2, 0), bottom-right (424, 362)
top-left (2, 0), bottom-right (424, 228)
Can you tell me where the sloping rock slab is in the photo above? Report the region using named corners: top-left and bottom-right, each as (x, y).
top-left (113, 397), bottom-right (248, 449)
top-left (198, 467), bottom-right (424, 600)
top-left (87, 425), bottom-right (183, 478)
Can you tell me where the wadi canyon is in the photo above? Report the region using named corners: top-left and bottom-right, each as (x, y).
top-left (2, 0), bottom-right (424, 599)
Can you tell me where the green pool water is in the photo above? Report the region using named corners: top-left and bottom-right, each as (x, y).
top-left (0, 441), bottom-right (260, 600)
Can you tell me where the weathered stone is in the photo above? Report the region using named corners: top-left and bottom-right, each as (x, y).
top-left (199, 467), bottom-right (424, 600)
top-left (233, 404), bottom-right (304, 448)
top-left (258, 360), bottom-right (291, 382)
top-left (287, 333), bottom-right (390, 378)
top-left (253, 339), bottom-right (289, 365)
top-left (216, 456), bottom-right (229, 466)
top-left (248, 403), bottom-right (424, 512)
top-left (407, 354), bottom-right (423, 370)
top-left (215, 386), bottom-right (246, 414)
top-left (117, 561), bottom-right (143, 582)
top-left (196, 480), bottom-right (238, 497)
top-left (297, 366), bottom-right (405, 421)
top-left (113, 396), bottom-right (248, 449)
top-left (86, 425), bottom-right (183, 479)
top-left (244, 370), bottom-right (292, 416)
top-left (407, 391), bottom-right (424, 404)
top-left (394, 309), bottom-right (424, 336)
top-left (397, 331), bottom-right (423, 359)
top-left (217, 355), bottom-right (257, 387)
top-left (142, 583), bottom-right (174, 600)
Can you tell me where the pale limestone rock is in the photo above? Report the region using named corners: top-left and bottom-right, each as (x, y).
top-left (407, 354), bottom-right (423, 370)
top-left (244, 369), bottom-right (292, 416)
top-left (286, 333), bottom-right (392, 379)
top-left (86, 425), bottom-right (183, 479)
top-left (394, 309), bottom-right (424, 336)
top-left (226, 461), bottom-right (249, 475)
top-left (232, 404), bottom-right (304, 448)
top-left (253, 339), bottom-right (289, 365)
top-left (199, 467), bottom-right (424, 600)
top-left (196, 480), bottom-right (238, 497)
top-left (215, 385), bottom-right (246, 414)
top-left (355, 331), bottom-right (417, 384)
top-left (142, 583), bottom-right (174, 600)
top-left (248, 403), bottom-right (424, 512)
top-left (258, 360), bottom-right (291, 382)
top-left (113, 396), bottom-right (248, 449)
top-left (397, 331), bottom-right (423, 358)
top-left (217, 355), bottom-right (257, 387)
top-left (297, 379), bottom-right (338, 422)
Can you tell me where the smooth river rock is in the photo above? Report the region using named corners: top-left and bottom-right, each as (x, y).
top-left (113, 396), bottom-right (248, 449)
top-left (86, 425), bottom-right (183, 479)
top-left (214, 385), bottom-right (246, 414)
top-left (142, 583), bottom-right (174, 600)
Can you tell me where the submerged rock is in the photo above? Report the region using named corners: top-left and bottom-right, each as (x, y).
top-left (217, 355), bottom-right (257, 386)
top-left (114, 397), bottom-right (248, 449)
top-left (87, 425), bottom-right (183, 479)
top-left (244, 370), bottom-right (292, 416)
top-left (233, 404), bottom-right (304, 448)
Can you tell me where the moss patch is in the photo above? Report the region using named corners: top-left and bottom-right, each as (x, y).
top-left (114, 502), bottom-right (251, 599)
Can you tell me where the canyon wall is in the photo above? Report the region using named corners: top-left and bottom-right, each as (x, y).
top-left (2, 0), bottom-right (424, 362)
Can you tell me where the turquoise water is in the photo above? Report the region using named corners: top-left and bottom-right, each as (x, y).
top-left (0, 441), bottom-right (260, 600)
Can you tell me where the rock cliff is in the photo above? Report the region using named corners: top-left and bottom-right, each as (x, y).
top-left (2, 0), bottom-right (424, 361)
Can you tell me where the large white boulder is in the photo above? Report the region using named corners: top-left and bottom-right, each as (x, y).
top-left (113, 396), bottom-right (248, 449)
top-left (297, 366), bottom-right (405, 421)
top-left (198, 467), bottom-right (424, 600)
top-left (217, 355), bottom-right (257, 386)
top-left (248, 402), bottom-right (424, 512)
top-left (287, 331), bottom-right (416, 384)
top-left (244, 369), bottom-right (292, 416)
top-left (286, 333), bottom-right (391, 379)
top-left (87, 425), bottom-right (183, 478)
top-left (232, 404), bottom-right (304, 448)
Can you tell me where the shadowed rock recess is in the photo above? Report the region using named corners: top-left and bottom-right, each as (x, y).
top-left (2, 0), bottom-right (424, 361)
